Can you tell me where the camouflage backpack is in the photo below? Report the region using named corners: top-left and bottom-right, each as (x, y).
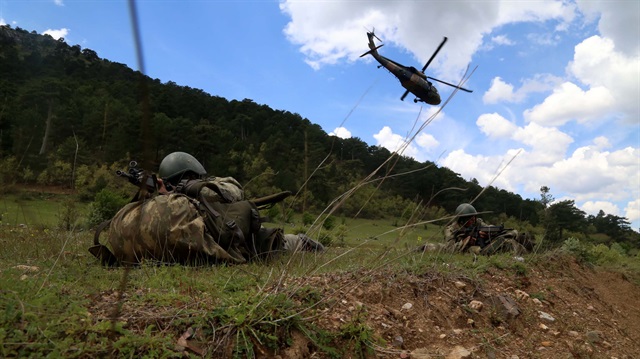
top-left (89, 177), bottom-right (286, 266)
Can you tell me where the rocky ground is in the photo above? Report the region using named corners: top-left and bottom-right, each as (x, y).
top-left (280, 255), bottom-right (640, 359)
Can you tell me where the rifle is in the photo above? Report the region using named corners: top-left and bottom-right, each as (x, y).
top-left (116, 161), bottom-right (171, 194)
top-left (250, 191), bottom-right (292, 209)
top-left (458, 224), bottom-right (512, 248)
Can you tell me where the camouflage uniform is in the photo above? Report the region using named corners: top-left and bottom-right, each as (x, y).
top-left (443, 218), bottom-right (530, 255)
top-left (96, 176), bottom-right (323, 266)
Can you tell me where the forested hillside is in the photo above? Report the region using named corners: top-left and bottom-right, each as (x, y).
top-left (0, 25), bottom-right (637, 248)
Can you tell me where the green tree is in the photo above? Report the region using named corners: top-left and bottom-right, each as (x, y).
top-left (545, 200), bottom-right (588, 244)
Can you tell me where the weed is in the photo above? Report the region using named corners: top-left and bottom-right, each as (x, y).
top-left (338, 306), bottom-right (381, 359)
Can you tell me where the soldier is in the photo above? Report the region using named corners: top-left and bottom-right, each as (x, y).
top-left (444, 203), bottom-right (532, 255)
top-left (157, 151), bottom-right (243, 202)
top-left (93, 151), bottom-right (322, 266)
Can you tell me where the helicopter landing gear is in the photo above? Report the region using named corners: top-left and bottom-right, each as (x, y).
top-left (413, 98), bottom-right (419, 103)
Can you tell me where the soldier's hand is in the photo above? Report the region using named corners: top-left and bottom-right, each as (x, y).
top-left (157, 178), bottom-right (169, 195)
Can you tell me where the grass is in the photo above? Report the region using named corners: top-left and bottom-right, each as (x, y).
top-left (0, 192), bottom-right (90, 228)
top-left (2, 192), bottom-right (639, 357)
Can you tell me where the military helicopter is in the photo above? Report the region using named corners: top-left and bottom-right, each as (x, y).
top-left (360, 31), bottom-right (472, 105)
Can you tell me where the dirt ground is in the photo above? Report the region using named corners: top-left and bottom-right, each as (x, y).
top-left (86, 254), bottom-right (640, 358)
top-left (279, 256), bottom-right (640, 359)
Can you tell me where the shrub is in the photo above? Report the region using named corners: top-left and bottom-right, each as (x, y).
top-left (86, 188), bottom-right (129, 227)
top-left (302, 212), bottom-right (314, 226)
top-left (589, 244), bottom-right (623, 265)
top-left (561, 237), bottom-right (590, 262)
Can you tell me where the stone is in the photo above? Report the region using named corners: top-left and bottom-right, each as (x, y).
top-left (469, 300), bottom-right (484, 311)
top-left (446, 345), bottom-right (471, 359)
top-left (538, 311), bottom-right (555, 322)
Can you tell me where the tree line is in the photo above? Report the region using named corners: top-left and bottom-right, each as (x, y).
top-left (0, 25), bottom-right (637, 249)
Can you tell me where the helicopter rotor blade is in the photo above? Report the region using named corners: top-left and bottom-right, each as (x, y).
top-left (400, 90), bottom-right (410, 101)
top-left (427, 76), bottom-right (473, 92)
top-left (421, 36), bottom-right (448, 73)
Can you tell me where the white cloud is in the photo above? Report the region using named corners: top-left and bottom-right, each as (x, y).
top-left (625, 199), bottom-right (640, 225)
top-left (54, 0), bottom-right (64, 6)
top-left (0, 18), bottom-right (6, 26)
top-left (491, 35), bottom-right (514, 46)
top-left (522, 35), bottom-right (640, 128)
top-left (567, 35), bottom-right (640, 123)
top-left (43, 28), bottom-right (69, 40)
top-left (441, 143), bottom-right (639, 222)
top-left (526, 32), bottom-right (561, 46)
top-left (484, 75), bottom-right (561, 104)
top-left (476, 113), bottom-right (518, 139)
top-left (576, 0), bottom-right (640, 56)
top-left (593, 136), bottom-right (611, 150)
top-left (523, 82), bottom-right (614, 126)
top-left (280, 1), bottom-right (576, 78)
top-left (329, 127), bottom-right (352, 139)
top-left (415, 132), bottom-right (439, 150)
top-left (483, 77), bottom-right (515, 104)
top-left (581, 201), bottom-right (620, 217)
top-left (373, 126), bottom-right (437, 162)
top-left (512, 122), bottom-right (573, 164)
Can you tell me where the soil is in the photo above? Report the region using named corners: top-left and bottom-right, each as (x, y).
top-left (86, 253), bottom-right (640, 358)
top-left (278, 255), bottom-right (640, 359)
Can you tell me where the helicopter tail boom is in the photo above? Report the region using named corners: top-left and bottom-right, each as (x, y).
top-left (359, 44), bottom-right (384, 58)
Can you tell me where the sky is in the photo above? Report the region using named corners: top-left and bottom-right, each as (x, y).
top-left (1, 0), bottom-right (639, 231)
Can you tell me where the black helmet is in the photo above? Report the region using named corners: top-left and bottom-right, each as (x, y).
top-left (158, 152), bottom-right (207, 185)
top-left (455, 203), bottom-right (478, 216)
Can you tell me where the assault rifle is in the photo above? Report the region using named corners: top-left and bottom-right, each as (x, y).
top-left (457, 224), bottom-right (512, 248)
top-left (116, 161), bottom-right (171, 194)
top-left (250, 191), bottom-right (292, 209)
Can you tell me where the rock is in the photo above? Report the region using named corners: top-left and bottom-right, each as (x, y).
top-left (541, 341), bottom-right (553, 347)
top-left (532, 298), bottom-right (542, 306)
top-left (385, 306), bottom-right (403, 320)
top-left (568, 331), bottom-right (579, 337)
top-left (467, 318), bottom-right (475, 327)
top-left (469, 300), bottom-right (483, 311)
top-left (514, 289), bottom-right (529, 301)
top-left (392, 335), bottom-right (404, 348)
top-left (489, 295), bottom-right (520, 320)
top-left (539, 323), bottom-right (548, 331)
top-left (402, 302), bottom-right (413, 310)
top-left (13, 265), bottom-right (40, 272)
top-left (586, 331), bottom-right (603, 343)
top-left (446, 345), bottom-right (471, 359)
top-left (439, 334), bottom-right (447, 339)
top-left (452, 329), bottom-right (463, 335)
top-left (454, 281), bottom-right (466, 289)
top-left (410, 348), bottom-right (432, 359)
top-left (538, 311), bottom-right (555, 322)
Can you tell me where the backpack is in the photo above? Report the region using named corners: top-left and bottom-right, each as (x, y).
top-left (89, 178), bottom-right (285, 266)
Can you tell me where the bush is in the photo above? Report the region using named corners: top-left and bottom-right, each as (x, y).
top-left (561, 237), bottom-right (590, 262)
top-left (86, 188), bottom-right (129, 227)
top-left (302, 212), bottom-right (314, 226)
top-left (589, 244), bottom-right (623, 265)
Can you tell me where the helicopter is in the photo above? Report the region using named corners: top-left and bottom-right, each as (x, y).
top-left (360, 31), bottom-right (472, 105)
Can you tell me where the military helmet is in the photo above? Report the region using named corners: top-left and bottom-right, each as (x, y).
top-left (455, 203), bottom-right (478, 216)
top-left (158, 152), bottom-right (207, 185)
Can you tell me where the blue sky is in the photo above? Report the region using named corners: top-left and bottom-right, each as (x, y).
top-left (2, 0), bottom-right (639, 231)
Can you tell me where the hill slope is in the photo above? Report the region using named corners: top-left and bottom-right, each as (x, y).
top-left (85, 253), bottom-right (640, 358)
